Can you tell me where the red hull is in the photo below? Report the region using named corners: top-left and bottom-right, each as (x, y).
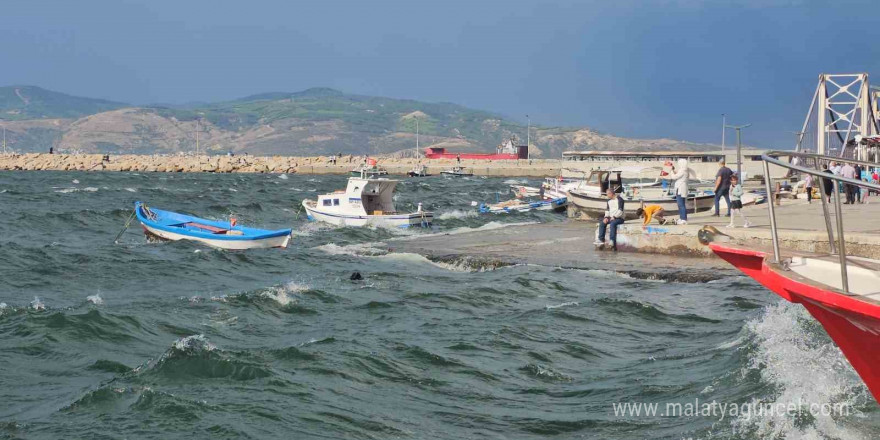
top-left (423, 147), bottom-right (526, 160)
top-left (709, 243), bottom-right (880, 402)
top-left (424, 152), bottom-right (520, 160)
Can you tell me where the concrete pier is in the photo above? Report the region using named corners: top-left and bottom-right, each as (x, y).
top-left (612, 197), bottom-right (880, 259)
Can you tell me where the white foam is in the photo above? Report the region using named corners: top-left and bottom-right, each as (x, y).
top-left (733, 302), bottom-right (870, 438)
top-left (30, 296), bottom-right (45, 311)
top-left (86, 294), bottom-right (104, 305)
top-left (546, 301), bottom-right (579, 310)
top-left (172, 334), bottom-right (216, 352)
top-left (437, 209), bottom-right (479, 220)
top-left (125, 188), bottom-right (137, 193)
top-left (278, 174), bottom-right (289, 180)
top-left (54, 188), bottom-right (77, 194)
top-left (314, 242), bottom-right (388, 257)
top-left (83, 187), bottom-right (98, 192)
top-left (260, 287), bottom-right (292, 306)
top-left (72, 179), bottom-right (80, 184)
top-left (503, 179), bottom-right (527, 185)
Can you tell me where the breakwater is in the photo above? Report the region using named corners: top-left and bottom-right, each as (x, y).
top-left (0, 153), bottom-right (564, 177)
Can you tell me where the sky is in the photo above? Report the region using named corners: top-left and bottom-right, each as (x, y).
top-left (2, 0), bottom-right (879, 148)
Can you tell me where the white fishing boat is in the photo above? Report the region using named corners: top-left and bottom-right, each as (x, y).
top-left (567, 169), bottom-right (716, 219)
top-left (350, 158), bottom-right (388, 178)
top-left (302, 176), bottom-right (433, 228)
top-left (441, 166), bottom-right (473, 177)
top-left (407, 164), bottom-right (430, 177)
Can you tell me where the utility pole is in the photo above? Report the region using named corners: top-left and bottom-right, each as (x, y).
top-left (415, 117), bottom-right (419, 158)
top-left (721, 114), bottom-right (726, 153)
top-left (2, 127), bottom-right (6, 154)
top-left (196, 119), bottom-right (200, 157)
top-left (526, 115), bottom-right (530, 160)
top-left (724, 123), bottom-right (751, 179)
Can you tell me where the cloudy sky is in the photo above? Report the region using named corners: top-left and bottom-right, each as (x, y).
top-left (2, 0), bottom-right (879, 147)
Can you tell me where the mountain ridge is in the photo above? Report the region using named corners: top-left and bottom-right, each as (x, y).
top-left (0, 85), bottom-right (719, 157)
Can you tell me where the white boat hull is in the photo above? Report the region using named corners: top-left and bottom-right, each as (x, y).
top-left (302, 201), bottom-right (432, 228)
top-left (141, 223), bottom-right (291, 249)
top-left (567, 191), bottom-right (715, 219)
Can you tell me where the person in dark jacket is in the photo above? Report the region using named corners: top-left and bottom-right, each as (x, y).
top-left (594, 188), bottom-right (625, 251)
top-left (822, 165), bottom-right (834, 203)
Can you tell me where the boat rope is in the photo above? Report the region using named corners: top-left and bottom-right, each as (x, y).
top-left (293, 203), bottom-right (305, 220)
top-left (113, 209), bottom-right (137, 244)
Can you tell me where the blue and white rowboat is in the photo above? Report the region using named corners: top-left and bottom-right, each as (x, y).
top-left (134, 202), bottom-right (292, 249)
top-left (479, 196), bottom-right (568, 214)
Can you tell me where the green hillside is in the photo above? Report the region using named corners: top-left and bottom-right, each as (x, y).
top-left (0, 86), bottom-right (127, 120)
top-left (150, 88), bottom-right (524, 142)
top-left (0, 85), bottom-right (717, 156)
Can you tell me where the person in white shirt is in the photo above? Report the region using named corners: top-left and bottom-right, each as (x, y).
top-left (840, 162), bottom-right (856, 203)
top-left (802, 173), bottom-right (814, 204)
top-left (594, 188), bottom-right (625, 250)
top-left (661, 159), bottom-right (689, 224)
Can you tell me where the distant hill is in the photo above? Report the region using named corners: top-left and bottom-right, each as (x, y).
top-left (0, 86), bottom-right (719, 156)
top-left (0, 86), bottom-right (127, 120)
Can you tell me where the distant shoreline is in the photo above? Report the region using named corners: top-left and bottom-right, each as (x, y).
top-left (0, 153), bottom-right (563, 177)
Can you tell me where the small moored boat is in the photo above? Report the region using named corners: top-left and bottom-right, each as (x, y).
top-left (479, 196), bottom-right (568, 214)
top-left (407, 164), bottom-right (430, 177)
top-left (302, 176), bottom-right (433, 228)
top-left (134, 202), bottom-right (292, 249)
top-left (441, 166), bottom-right (473, 177)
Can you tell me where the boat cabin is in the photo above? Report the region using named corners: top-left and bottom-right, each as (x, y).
top-left (584, 170), bottom-right (624, 194)
top-left (317, 177), bottom-right (399, 216)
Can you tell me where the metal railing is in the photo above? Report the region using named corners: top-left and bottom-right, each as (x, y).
top-left (761, 150), bottom-right (880, 294)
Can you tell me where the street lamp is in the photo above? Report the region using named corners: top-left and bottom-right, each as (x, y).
top-left (724, 123), bottom-right (752, 179)
top-left (526, 114), bottom-right (530, 160)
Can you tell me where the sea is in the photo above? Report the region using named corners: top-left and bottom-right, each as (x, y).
top-left (0, 171), bottom-right (877, 439)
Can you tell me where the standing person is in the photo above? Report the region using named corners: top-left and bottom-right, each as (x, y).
top-left (854, 164), bottom-right (863, 203)
top-left (822, 165), bottom-right (834, 203)
top-left (840, 161), bottom-right (856, 204)
top-left (713, 159), bottom-right (733, 216)
top-left (456, 154), bottom-right (461, 165)
top-left (830, 161), bottom-right (841, 175)
top-left (594, 188), bottom-right (625, 250)
top-left (727, 175), bottom-right (751, 228)
top-left (803, 173), bottom-right (813, 204)
top-left (662, 158), bottom-right (690, 224)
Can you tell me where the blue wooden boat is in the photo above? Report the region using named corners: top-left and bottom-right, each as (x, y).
top-left (479, 196), bottom-right (568, 214)
top-left (134, 202), bottom-right (292, 249)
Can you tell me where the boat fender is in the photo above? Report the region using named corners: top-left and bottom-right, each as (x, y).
top-left (350, 271), bottom-right (363, 281)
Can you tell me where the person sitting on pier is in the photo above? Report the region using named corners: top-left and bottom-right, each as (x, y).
top-left (636, 205), bottom-right (666, 226)
top-left (594, 188), bottom-right (625, 251)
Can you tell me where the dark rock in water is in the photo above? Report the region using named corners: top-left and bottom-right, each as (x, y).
top-left (425, 254), bottom-right (512, 272)
top-left (350, 271), bottom-right (363, 281)
top-left (622, 270), bottom-right (725, 283)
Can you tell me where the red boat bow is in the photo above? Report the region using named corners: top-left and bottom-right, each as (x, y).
top-left (709, 242), bottom-right (880, 402)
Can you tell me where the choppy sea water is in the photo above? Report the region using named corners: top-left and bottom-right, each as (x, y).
top-left (0, 171), bottom-right (877, 439)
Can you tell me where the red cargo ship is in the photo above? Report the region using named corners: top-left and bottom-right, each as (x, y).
top-left (424, 139), bottom-right (528, 160)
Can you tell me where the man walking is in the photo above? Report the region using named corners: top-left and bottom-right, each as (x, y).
top-left (713, 159), bottom-right (733, 216)
top-left (594, 188), bottom-right (625, 251)
top-left (840, 161), bottom-right (856, 204)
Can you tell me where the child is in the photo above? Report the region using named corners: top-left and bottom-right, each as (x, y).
top-left (636, 205), bottom-right (667, 225)
top-left (728, 175), bottom-right (751, 228)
